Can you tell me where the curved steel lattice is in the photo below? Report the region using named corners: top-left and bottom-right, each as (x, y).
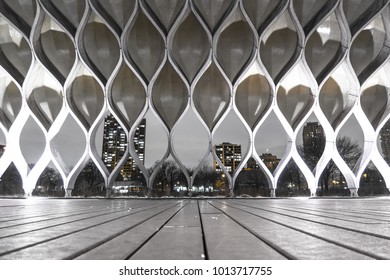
top-left (0, 0), bottom-right (389, 197)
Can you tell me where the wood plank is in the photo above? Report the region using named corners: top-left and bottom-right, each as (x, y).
top-left (130, 201), bottom-right (204, 260)
top-left (75, 203), bottom-right (184, 259)
top-left (229, 201), bottom-right (390, 236)
top-left (217, 201), bottom-right (390, 259)
top-left (0, 201), bottom-right (177, 259)
top-left (0, 198), bottom-right (389, 260)
top-left (210, 201), bottom-right (373, 260)
top-left (199, 201), bottom-right (287, 260)
top-left (0, 201), bottom-right (153, 236)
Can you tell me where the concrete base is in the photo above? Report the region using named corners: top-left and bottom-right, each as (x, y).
top-left (65, 189), bottom-right (72, 197)
top-left (147, 188), bottom-right (152, 198)
top-left (350, 189), bottom-right (358, 197)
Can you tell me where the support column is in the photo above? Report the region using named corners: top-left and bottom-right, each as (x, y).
top-left (65, 189), bottom-right (72, 198)
top-left (350, 188), bottom-right (358, 197)
top-left (106, 188), bottom-right (112, 198)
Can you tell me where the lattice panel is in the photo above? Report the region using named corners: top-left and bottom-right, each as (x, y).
top-left (0, 0), bottom-right (389, 197)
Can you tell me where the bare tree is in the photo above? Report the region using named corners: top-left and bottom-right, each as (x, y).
top-left (35, 167), bottom-right (63, 196)
top-left (149, 160), bottom-right (181, 195)
top-left (193, 164), bottom-right (219, 194)
top-left (277, 160), bottom-right (307, 196)
top-left (298, 136), bottom-right (362, 194)
top-left (73, 161), bottom-right (105, 197)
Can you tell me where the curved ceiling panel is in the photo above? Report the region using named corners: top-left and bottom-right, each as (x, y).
top-left (125, 10), bottom-right (165, 83)
top-left (151, 61), bottom-right (188, 131)
top-left (193, 62), bottom-right (230, 131)
top-left (111, 64), bottom-right (146, 130)
top-left (171, 11), bottom-right (210, 83)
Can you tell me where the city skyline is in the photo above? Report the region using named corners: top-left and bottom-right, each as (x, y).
top-left (0, 108), bottom-right (371, 171)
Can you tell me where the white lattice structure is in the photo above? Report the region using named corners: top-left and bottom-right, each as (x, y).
top-left (0, 0), bottom-right (390, 197)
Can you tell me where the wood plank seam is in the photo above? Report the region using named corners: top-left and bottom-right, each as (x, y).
top-left (0, 202), bottom-right (175, 257)
top-left (63, 202), bottom-right (184, 260)
top-left (213, 201), bottom-right (386, 260)
top-left (124, 201), bottom-right (191, 260)
top-left (207, 201), bottom-right (297, 260)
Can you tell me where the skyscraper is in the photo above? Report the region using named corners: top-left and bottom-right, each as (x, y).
top-left (380, 120), bottom-right (390, 164)
top-left (302, 122), bottom-right (326, 156)
top-left (214, 142), bottom-right (242, 173)
top-left (102, 115), bottom-right (146, 180)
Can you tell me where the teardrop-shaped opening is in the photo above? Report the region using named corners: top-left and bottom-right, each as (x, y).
top-left (51, 113), bottom-right (86, 175)
top-left (0, 163), bottom-right (23, 196)
top-left (0, 17), bottom-right (32, 83)
top-left (212, 110), bottom-right (248, 173)
top-left (349, 15), bottom-right (385, 77)
top-left (171, 11), bottom-right (210, 83)
top-left (361, 84), bottom-right (388, 130)
top-left (193, 62), bottom-right (230, 130)
top-left (319, 77), bottom-right (344, 128)
top-left (144, 109), bottom-right (168, 169)
top-left (29, 85), bottom-right (63, 129)
top-left (172, 108), bottom-right (209, 169)
top-left (150, 156), bottom-right (188, 197)
top-left (317, 160), bottom-right (350, 196)
top-left (192, 0), bottom-right (235, 33)
top-left (216, 15), bottom-right (255, 82)
top-left (336, 115), bottom-right (363, 170)
top-left (260, 11), bottom-right (298, 81)
top-left (0, 79), bottom-right (22, 129)
top-left (358, 162), bottom-right (389, 196)
top-left (125, 10), bottom-right (165, 82)
top-left (151, 62), bottom-right (188, 131)
top-left (277, 84), bottom-right (313, 130)
top-left (255, 111), bottom-right (286, 172)
top-left (33, 163), bottom-right (64, 197)
top-left (68, 70), bottom-right (105, 129)
top-left (192, 160), bottom-right (219, 197)
top-left (235, 72), bottom-right (272, 130)
top-left (319, 70), bottom-right (357, 130)
top-left (83, 12), bottom-right (120, 83)
top-left (378, 120), bottom-right (390, 164)
top-left (305, 13), bottom-right (342, 80)
top-left (72, 160), bottom-right (105, 197)
top-left (143, 0), bottom-right (185, 34)
top-left (234, 157), bottom-right (271, 197)
top-left (93, 0), bottom-right (135, 32)
top-left (297, 114), bottom-right (326, 172)
top-left (40, 14), bottom-right (75, 82)
top-left (242, 0), bottom-right (283, 34)
top-left (276, 159), bottom-right (309, 197)
top-left (20, 116), bottom-right (45, 167)
top-left (111, 64), bottom-right (146, 130)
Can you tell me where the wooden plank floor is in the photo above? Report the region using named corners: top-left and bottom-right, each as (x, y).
top-left (0, 197), bottom-right (390, 260)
